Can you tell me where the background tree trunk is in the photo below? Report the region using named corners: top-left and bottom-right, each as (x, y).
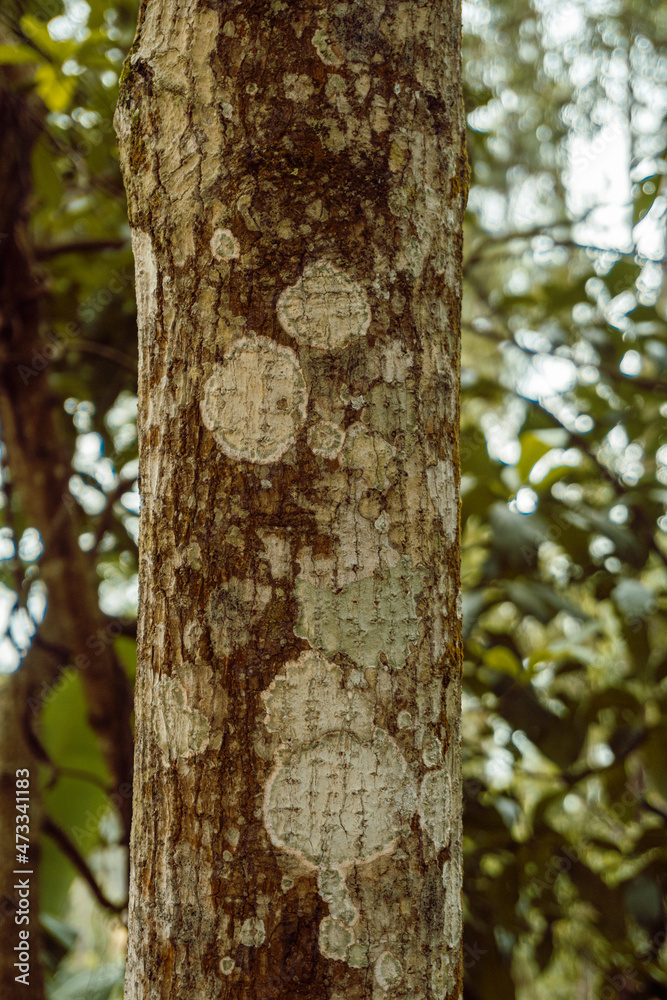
top-left (0, 60), bottom-right (135, 1000)
top-left (116, 2), bottom-right (467, 998)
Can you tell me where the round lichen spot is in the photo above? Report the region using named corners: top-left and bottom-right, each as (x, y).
top-left (277, 261), bottom-right (371, 351)
top-left (240, 916), bottom-right (265, 947)
top-left (264, 730), bottom-right (416, 867)
top-left (374, 951), bottom-right (403, 990)
top-left (312, 28), bottom-right (343, 67)
top-left (318, 916), bottom-right (354, 961)
top-left (219, 957), bottom-right (234, 975)
top-left (262, 649), bottom-right (374, 745)
top-left (397, 710), bottom-right (413, 730)
top-left (307, 420), bottom-right (346, 458)
top-left (210, 227), bottom-right (240, 261)
top-left (201, 337), bottom-right (307, 464)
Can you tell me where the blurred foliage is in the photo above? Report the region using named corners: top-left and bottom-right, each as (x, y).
top-left (462, 0), bottom-right (667, 996)
top-left (0, 0), bottom-right (666, 996)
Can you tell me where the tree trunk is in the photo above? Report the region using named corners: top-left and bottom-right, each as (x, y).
top-left (116, 3), bottom-right (467, 998)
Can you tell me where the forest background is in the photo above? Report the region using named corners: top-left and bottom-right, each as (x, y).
top-left (0, 0), bottom-right (666, 997)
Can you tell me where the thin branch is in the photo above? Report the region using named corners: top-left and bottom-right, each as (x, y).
top-left (42, 816), bottom-right (127, 914)
top-left (66, 339), bottom-right (138, 374)
top-left (102, 616), bottom-right (137, 640)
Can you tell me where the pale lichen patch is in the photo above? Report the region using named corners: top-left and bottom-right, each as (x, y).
top-left (422, 730), bottom-right (443, 768)
top-left (379, 340), bottom-right (414, 383)
top-left (318, 867), bottom-right (358, 926)
top-left (295, 558), bottom-right (428, 670)
top-left (348, 941), bottom-right (369, 968)
top-left (256, 529), bottom-right (291, 580)
top-left (374, 951), bottom-right (403, 991)
top-left (262, 649), bottom-right (374, 745)
top-left (307, 420), bottom-right (346, 458)
top-left (264, 729), bottom-right (416, 868)
top-left (397, 710), bottom-right (413, 730)
top-left (239, 916), bottom-right (265, 947)
top-left (319, 916), bottom-right (354, 961)
top-left (201, 336), bottom-right (307, 464)
top-left (427, 459), bottom-right (457, 546)
top-left (130, 230), bottom-right (158, 335)
top-left (210, 228), bottom-right (240, 261)
top-left (340, 423), bottom-right (396, 491)
top-left (283, 72), bottom-right (316, 101)
top-left (312, 27), bottom-right (343, 66)
top-left (151, 676), bottom-right (219, 763)
top-left (277, 262), bottom-right (371, 351)
top-left (219, 957), bottom-right (234, 976)
top-left (431, 955), bottom-right (456, 1000)
top-left (443, 856), bottom-right (463, 948)
top-left (419, 770), bottom-right (452, 850)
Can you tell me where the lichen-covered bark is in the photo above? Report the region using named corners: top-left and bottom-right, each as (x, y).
top-left (115, 2), bottom-right (467, 998)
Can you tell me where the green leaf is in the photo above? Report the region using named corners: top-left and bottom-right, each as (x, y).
top-left (34, 64), bottom-right (77, 113)
top-left (483, 646), bottom-right (522, 678)
top-left (48, 963), bottom-right (124, 1000)
top-left (40, 671), bottom-right (112, 917)
top-left (0, 44), bottom-right (44, 65)
top-left (516, 432), bottom-right (554, 484)
top-left (20, 14), bottom-right (77, 61)
top-left (114, 635), bottom-right (137, 683)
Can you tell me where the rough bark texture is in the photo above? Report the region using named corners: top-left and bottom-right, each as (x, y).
top-left (115, 2), bottom-right (467, 999)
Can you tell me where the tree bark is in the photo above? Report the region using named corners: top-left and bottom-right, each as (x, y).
top-left (116, 2), bottom-right (467, 999)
